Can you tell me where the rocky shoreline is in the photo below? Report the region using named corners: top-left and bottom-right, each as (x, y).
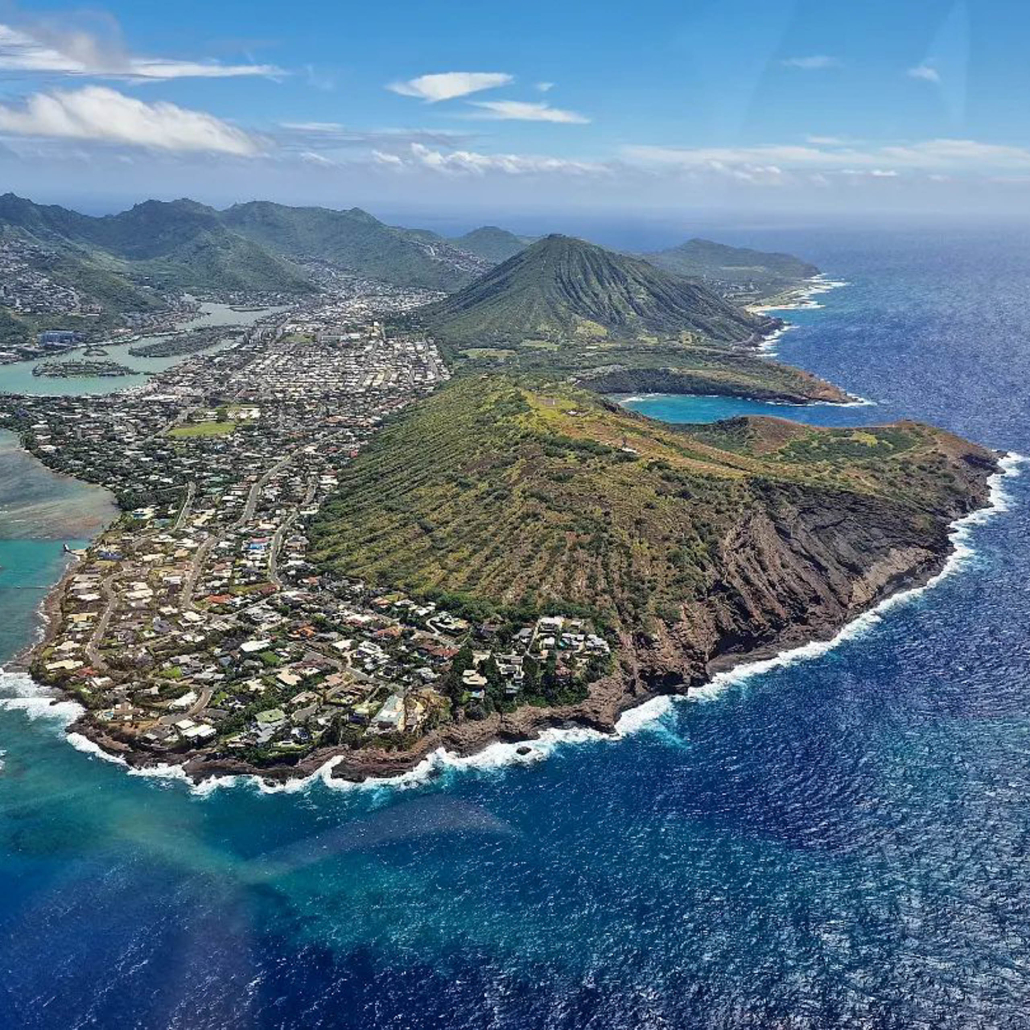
top-left (52, 445), bottom-right (999, 787)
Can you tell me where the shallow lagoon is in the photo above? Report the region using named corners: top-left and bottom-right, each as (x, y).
top-left (0, 302), bottom-right (283, 397)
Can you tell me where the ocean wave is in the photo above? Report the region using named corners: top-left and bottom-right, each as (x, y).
top-left (621, 391), bottom-right (876, 410)
top-left (191, 702), bottom-right (681, 798)
top-left (754, 276), bottom-right (850, 335)
top-left (0, 669), bottom-right (85, 726)
top-left (758, 323), bottom-right (795, 354)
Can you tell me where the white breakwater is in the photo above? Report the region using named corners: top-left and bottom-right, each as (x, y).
top-left (1, 457), bottom-right (1022, 800)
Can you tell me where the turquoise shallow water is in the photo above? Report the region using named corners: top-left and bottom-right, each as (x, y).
top-left (619, 392), bottom-right (877, 426)
top-left (2, 227), bottom-right (1030, 1028)
top-left (0, 302), bottom-right (281, 396)
top-left (0, 428), bottom-right (114, 663)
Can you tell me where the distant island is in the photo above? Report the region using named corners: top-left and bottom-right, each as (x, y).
top-left (0, 193), bottom-right (1000, 784)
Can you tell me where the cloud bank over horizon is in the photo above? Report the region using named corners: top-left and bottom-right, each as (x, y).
top-left (0, 1), bottom-right (1028, 217)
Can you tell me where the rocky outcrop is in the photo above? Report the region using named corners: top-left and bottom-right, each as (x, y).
top-left (156, 446), bottom-right (998, 787)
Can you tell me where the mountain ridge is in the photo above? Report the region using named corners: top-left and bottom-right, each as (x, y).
top-left (644, 237), bottom-right (820, 294)
top-left (419, 233), bottom-right (775, 349)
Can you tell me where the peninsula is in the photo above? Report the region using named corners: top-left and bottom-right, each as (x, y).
top-left (0, 204), bottom-right (998, 785)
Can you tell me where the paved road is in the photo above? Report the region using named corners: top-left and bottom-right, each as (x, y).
top-left (173, 480), bottom-right (196, 531)
top-left (84, 572), bottom-right (119, 668)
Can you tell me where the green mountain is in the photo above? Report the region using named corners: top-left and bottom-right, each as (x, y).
top-left (451, 226), bottom-right (529, 263)
top-left (419, 234), bottom-right (771, 348)
top-left (222, 201), bottom-right (486, 290)
top-left (95, 200), bottom-right (314, 293)
top-left (0, 194), bottom-right (490, 311)
top-left (0, 194), bottom-right (313, 298)
top-left (311, 375), bottom-right (995, 708)
top-left (645, 238), bottom-right (819, 293)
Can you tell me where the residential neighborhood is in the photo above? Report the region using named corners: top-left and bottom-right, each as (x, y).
top-left (0, 289), bottom-right (611, 772)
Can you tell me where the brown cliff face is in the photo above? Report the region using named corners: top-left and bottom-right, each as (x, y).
top-left (629, 477), bottom-right (984, 696)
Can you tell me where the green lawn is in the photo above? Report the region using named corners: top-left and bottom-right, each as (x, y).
top-left (168, 421), bottom-right (237, 438)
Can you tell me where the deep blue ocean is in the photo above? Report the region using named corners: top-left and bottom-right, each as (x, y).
top-left (3, 224), bottom-right (1030, 1029)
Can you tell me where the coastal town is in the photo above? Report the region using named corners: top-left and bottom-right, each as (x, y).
top-left (0, 283), bottom-right (611, 776)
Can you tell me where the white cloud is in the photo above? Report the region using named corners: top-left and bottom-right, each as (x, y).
top-left (781, 55), bottom-right (841, 70)
top-left (536, 81), bottom-right (555, 93)
top-left (623, 138), bottom-right (1030, 174)
top-left (841, 168), bottom-right (899, 177)
top-left (467, 100), bottom-right (590, 124)
top-left (276, 121), bottom-right (475, 150)
top-left (299, 151), bottom-right (333, 166)
top-left (402, 142), bottom-right (604, 175)
top-left (387, 71), bottom-right (512, 102)
top-left (908, 63), bottom-right (941, 84)
top-left (0, 23), bottom-right (283, 80)
top-left (0, 86), bottom-right (260, 155)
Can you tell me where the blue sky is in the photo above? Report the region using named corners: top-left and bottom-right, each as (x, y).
top-left (1, 0), bottom-right (1029, 220)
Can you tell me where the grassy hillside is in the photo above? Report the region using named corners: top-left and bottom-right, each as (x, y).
top-left (311, 376), bottom-right (994, 645)
top-left (419, 235), bottom-right (772, 350)
top-left (645, 238), bottom-right (819, 294)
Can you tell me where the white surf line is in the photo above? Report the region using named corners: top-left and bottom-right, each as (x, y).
top-left (689, 451), bottom-right (1025, 702)
top-left (620, 391), bottom-right (876, 410)
top-left (2, 459), bottom-right (1022, 799)
top-left (755, 274), bottom-right (849, 355)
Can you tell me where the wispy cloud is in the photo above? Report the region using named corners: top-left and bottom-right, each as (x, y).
top-left (276, 121), bottom-right (475, 150)
top-left (781, 55), bottom-right (841, 70)
top-left (388, 142), bottom-right (605, 175)
top-left (467, 100), bottom-right (590, 124)
top-left (0, 86), bottom-right (260, 155)
top-left (624, 138), bottom-right (1030, 174)
top-left (387, 71), bottom-right (512, 102)
top-left (303, 64), bottom-right (337, 92)
top-left (0, 22), bottom-right (284, 80)
top-left (908, 63), bottom-right (941, 84)
top-left (536, 81), bottom-right (555, 93)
